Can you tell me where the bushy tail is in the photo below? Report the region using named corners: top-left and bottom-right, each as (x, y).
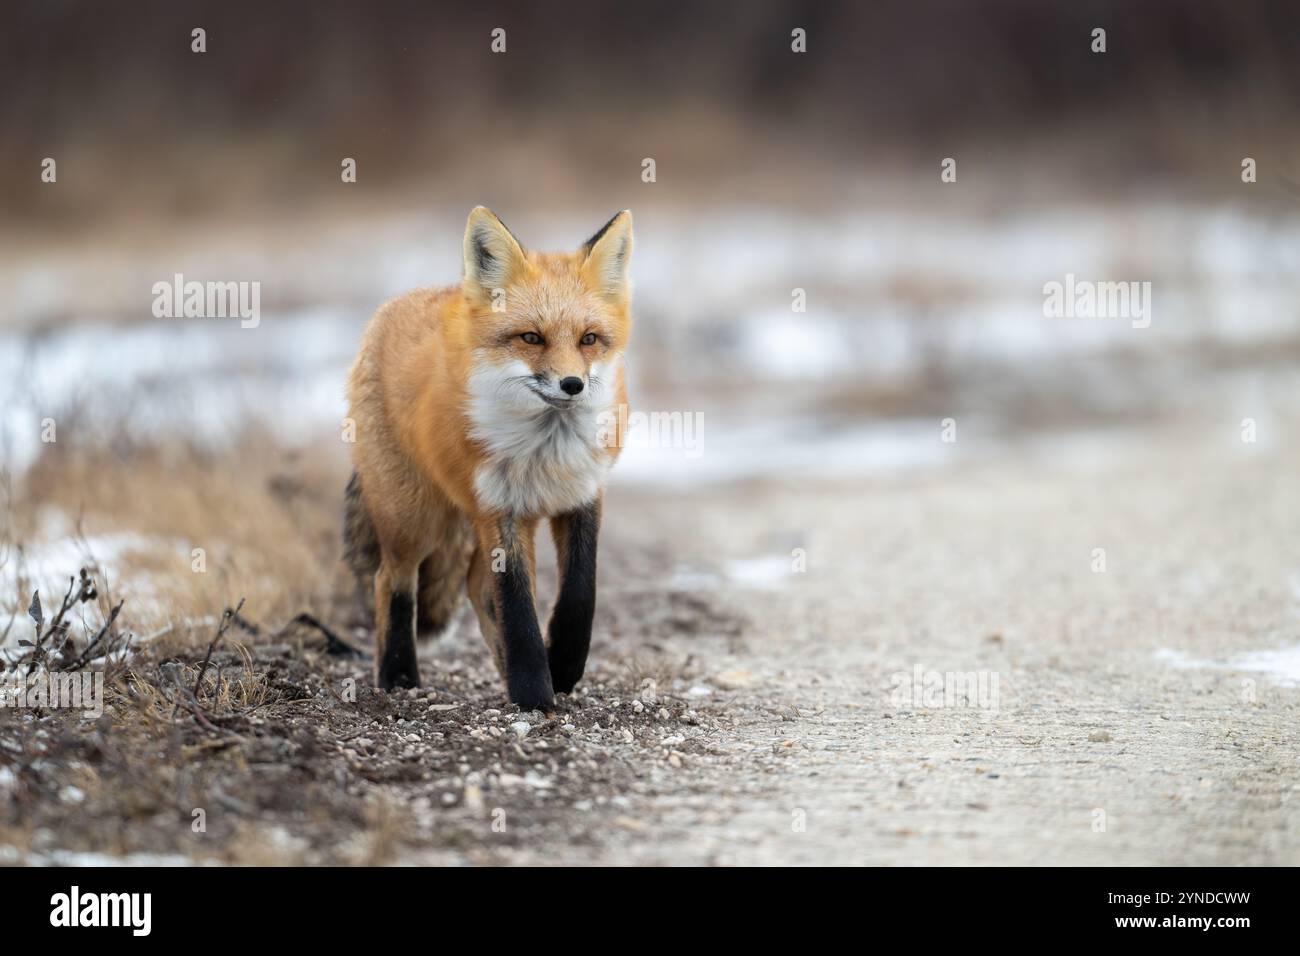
top-left (342, 472), bottom-right (381, 623)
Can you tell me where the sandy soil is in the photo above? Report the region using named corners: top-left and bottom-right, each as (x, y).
top-left (3, 423), bottom-right (1295, 866)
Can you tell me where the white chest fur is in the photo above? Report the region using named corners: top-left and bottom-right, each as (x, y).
top-left (466, 359), bottom-right (614, 517)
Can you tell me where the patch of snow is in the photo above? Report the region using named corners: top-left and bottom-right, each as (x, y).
top-left (12, 849), bottom-right (210, 867)
top-left (0, 519), bottom-right (187, 645)
top-left (1154, 645), bottom-right (1300, 688)
top-left (670, 554), bottom-right (795, 592)
top-left (725, 555), bottom-right (795, 589)
top-left (613, 417), bottom-right (956, 486)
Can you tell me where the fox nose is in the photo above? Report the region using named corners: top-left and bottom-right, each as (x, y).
top-left (559, 376), bottom-right (585, 396)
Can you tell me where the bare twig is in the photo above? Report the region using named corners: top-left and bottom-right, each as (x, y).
top-left (41, 569), bottom-right (97, 646)
top-left (60, 599), bottom-right (124, 671)
top-left (14, 568), bottom-right (101, 676)
top-left (228, 606), bottom-right (367, 658)
top-left (0, 606), bottom-right (16, 646)
top-left (228, 608), bottom-right (262, 638)
top-left (165, 683), bottom-right (228, 735)
top-left (171, 597), bottom-right (245, 720)
top-left (284, 612), bottom-right (366, 657)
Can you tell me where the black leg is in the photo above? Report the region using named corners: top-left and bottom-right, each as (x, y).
top-left (377, 590), bottom-right (419, 690)
top-left (547, 501), bottom-right (600, 694)
top-left (481, 518), bottom-right (554, 710)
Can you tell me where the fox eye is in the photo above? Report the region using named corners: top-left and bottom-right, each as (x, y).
top-left (520, 332), bottom-right (544, 345)
top-left (580, 333), bottom-right (598, 346)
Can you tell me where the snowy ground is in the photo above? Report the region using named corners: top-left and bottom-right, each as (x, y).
top-left (3, 202), bottom-right (1298, 619)
top-left (0, 201), bottom-right (1297, 864)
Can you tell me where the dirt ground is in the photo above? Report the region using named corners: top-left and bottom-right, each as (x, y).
top-left (2, 421), bottom-right (1296, 866)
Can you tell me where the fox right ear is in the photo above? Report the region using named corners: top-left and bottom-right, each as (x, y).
top-left (463, 206), bottom-right (526, 297)
top-left (580, 210), bottom-right (633, 303)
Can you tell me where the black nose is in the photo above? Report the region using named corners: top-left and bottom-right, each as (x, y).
top-left (559, 376), bottom-right (584, 396)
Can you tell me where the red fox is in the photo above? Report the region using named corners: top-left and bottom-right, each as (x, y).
top-left (343, 207), bottom-right (632, 710)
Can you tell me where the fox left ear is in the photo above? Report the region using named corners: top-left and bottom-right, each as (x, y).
top-left (463, 206), bottom-right (527, 299)
top-left (580, 210), bottom-right (633, 302)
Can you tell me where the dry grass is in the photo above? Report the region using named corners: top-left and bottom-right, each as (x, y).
top-left (4, 422), bottom-right (353, 642)
top-left (127, 642), bottom-right (272, 721)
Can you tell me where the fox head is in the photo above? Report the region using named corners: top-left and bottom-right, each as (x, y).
top-left (460, 206), bottom-right (632, 412)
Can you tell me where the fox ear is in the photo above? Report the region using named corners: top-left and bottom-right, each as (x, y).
top-left (580, 210), bottom-right (633, 302)
top-left (463, 206), bottom-right (526, 297)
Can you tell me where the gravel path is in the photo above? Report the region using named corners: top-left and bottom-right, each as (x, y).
top-left (5, 424), bottom-right (1295, 866)
top-left (510, 427), bottom-right (1300, 865)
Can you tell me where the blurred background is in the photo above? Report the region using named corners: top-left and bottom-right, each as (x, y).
top-left (1, 0), bottom-right (1298, 631)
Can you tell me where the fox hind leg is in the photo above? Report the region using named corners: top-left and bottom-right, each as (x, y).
top-left (416, 519), bottom-right (474, 637)
top-left (466, 544), bottom-right (508, 678)
top-left (374, 560), bottom-right (419, 690)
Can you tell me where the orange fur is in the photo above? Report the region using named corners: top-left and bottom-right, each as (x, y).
top-left (344, 207), bottom-right (633, 699)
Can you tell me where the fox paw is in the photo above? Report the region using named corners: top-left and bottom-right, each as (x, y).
top-left (377, 663), bottom-right (420, 691)
top-left (549, 660), bottom-right (585, 696)
top-left (508, 669), bottom-right (555, 712)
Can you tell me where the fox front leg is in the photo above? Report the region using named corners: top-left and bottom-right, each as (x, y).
top-left (474, 516), bottom-right (554, 711)
top-left (547, 500), bottom-right (600, 694)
